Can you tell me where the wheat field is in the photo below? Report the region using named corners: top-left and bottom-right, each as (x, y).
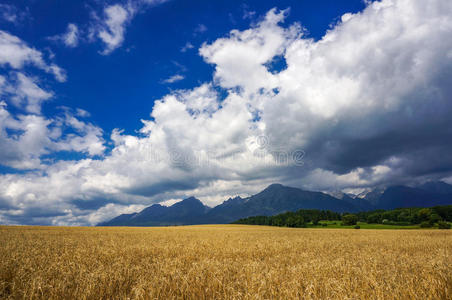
top-left (0, 225), bottom-right (451, 299)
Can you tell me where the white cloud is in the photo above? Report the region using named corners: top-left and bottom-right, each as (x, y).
top-left (97, 4), bottom-right (133, 55)
top-left (9, 73), bottom-right (53, 114)
top-left (48, 23), bottom-right (79, 48)
top-left (63, 23), bottom-right (79, 47)
top-left (53, 110), bottom-right (105, 156)
top-left (45, 1), bottom-right (169, 54)
top-left (63, 0), bottom-right (170, 54)
top-left (65, 24), bottom-right (79, 47)
top-left (94, 0), bottom-right (171, 54)
top-left (76, 108), bottom-right (90, 118)
top-left (162, 74), bottom-right (185, 84)
top-left (0, 31), bottom-right (104, 170)
top-left (2, 0), bottom-right (452, 225)
top-left (200, 8), bottom-right (298, 93)
top-left (0, 30), bottom-right (66, 82)
top-left (0, 102), bottom-right (105, 170)
top-left (0, 4), bottom-right (25, 24)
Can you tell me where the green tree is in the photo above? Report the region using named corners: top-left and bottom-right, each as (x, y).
top-left (342, 214), bottom-right (358, 226)
top-left (438, 221), bottom-right (451, 229)
top-left (312, 214), bottom-right (320, 225)
top-left (420, 221), bottom-right (432, 228)
top-left (271, 216), bottom-right (283, 227)
top-left (367, 213), bottom-right (382, 224)
top-left (429, 214), bottom-right (441, 225)
top-left (418, 208), bottom-right (432, 223)
top-left (286, 216), bottom-right (296, 227)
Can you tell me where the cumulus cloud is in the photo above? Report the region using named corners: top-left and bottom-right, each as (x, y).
top-left (0, 32), bottom-right (104, 170)
top-left (0, 102), bottom-right (105, 170)
top-left (2, 0), bottom-right (452, 225)
top-left (261, 0), bottom-right (452, 186)
top-left (7, 73), bottom-right (53, 114)
top-left (200, 8), bottom-right (298, 93)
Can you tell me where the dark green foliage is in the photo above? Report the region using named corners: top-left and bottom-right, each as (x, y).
top-left (418, 208), bottom-right (432, 223)
top-left (355, 206), bottom-right (452, 225)
top-left (341, 214), bottom-right (358, 226)
top-left (354, 225), bottom-right (361, 229)
top-left (438, 221), bottom-right (451, 229)
top-left (285, 213), bottom-right (306, 228)
top-left (233, 209), bottom-right (340, 227)
top-left (433, 205), bottom-right (452, 221)
top-left (311, 211), bottom-right (321, 225)
top-left (420, 221), bottom-right (432, 228)
top-left (366, 212), bottom-right (383, 224)
top-left (234, 205), bottom-right (452, 228)
top-left (429, 214), bottom-right (441, 225)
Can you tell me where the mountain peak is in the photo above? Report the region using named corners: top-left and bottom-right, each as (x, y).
top-left (419, 181), bottom-right (452, 194)
top-left (174, 196), bottom-right (206, 208)
top-left (327, 191), bottom-right (351, 200)
top-left (261, 183), bottom-right (308, 194)
top-left (221, 196), bottom-right (244, 206)
top-left (356, 186), bottom-right (386, 199)
top-left (263, 183), bottom-right (285, 191)
top-left (182, 196), bottom-right (200, 202)
top-left (100, 182), bottom-right (452, 227)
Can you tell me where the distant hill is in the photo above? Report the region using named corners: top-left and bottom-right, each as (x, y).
top-left (353, 181), bottom-right (452, 210)
top-left (419, 181), bottom-right (452, 194)
top-left (374, 185), bottom-right (452, 210)
top-left (99, 197), bottom-right (210, 226)
top-left (202, 184), bottom-right (358, 224)
top-left (99, 184), bottom-right (359, 226)
top-left (99, 182), bottom-right (452, 226)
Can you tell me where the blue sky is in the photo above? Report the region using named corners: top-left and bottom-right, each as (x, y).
top-left (1, 0), bottom-right (366, 136)
top-left (1, 0), bottom-right (452, 225)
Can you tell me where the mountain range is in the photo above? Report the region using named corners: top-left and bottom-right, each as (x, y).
top-left (99, 181), bottom-right (452, 226)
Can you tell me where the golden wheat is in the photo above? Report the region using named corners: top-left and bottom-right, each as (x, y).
top-left (0, 225), bottom-right (451, 299)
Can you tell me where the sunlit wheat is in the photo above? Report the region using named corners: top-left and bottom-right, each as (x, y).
top-left (1, 225), bottom-right (451, 299)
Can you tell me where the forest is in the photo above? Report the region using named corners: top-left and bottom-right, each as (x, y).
top-left (232, 206), bottom-right (452, 229)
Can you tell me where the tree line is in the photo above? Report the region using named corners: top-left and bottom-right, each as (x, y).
top-left (232, 205), bottom-right (452, 229)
